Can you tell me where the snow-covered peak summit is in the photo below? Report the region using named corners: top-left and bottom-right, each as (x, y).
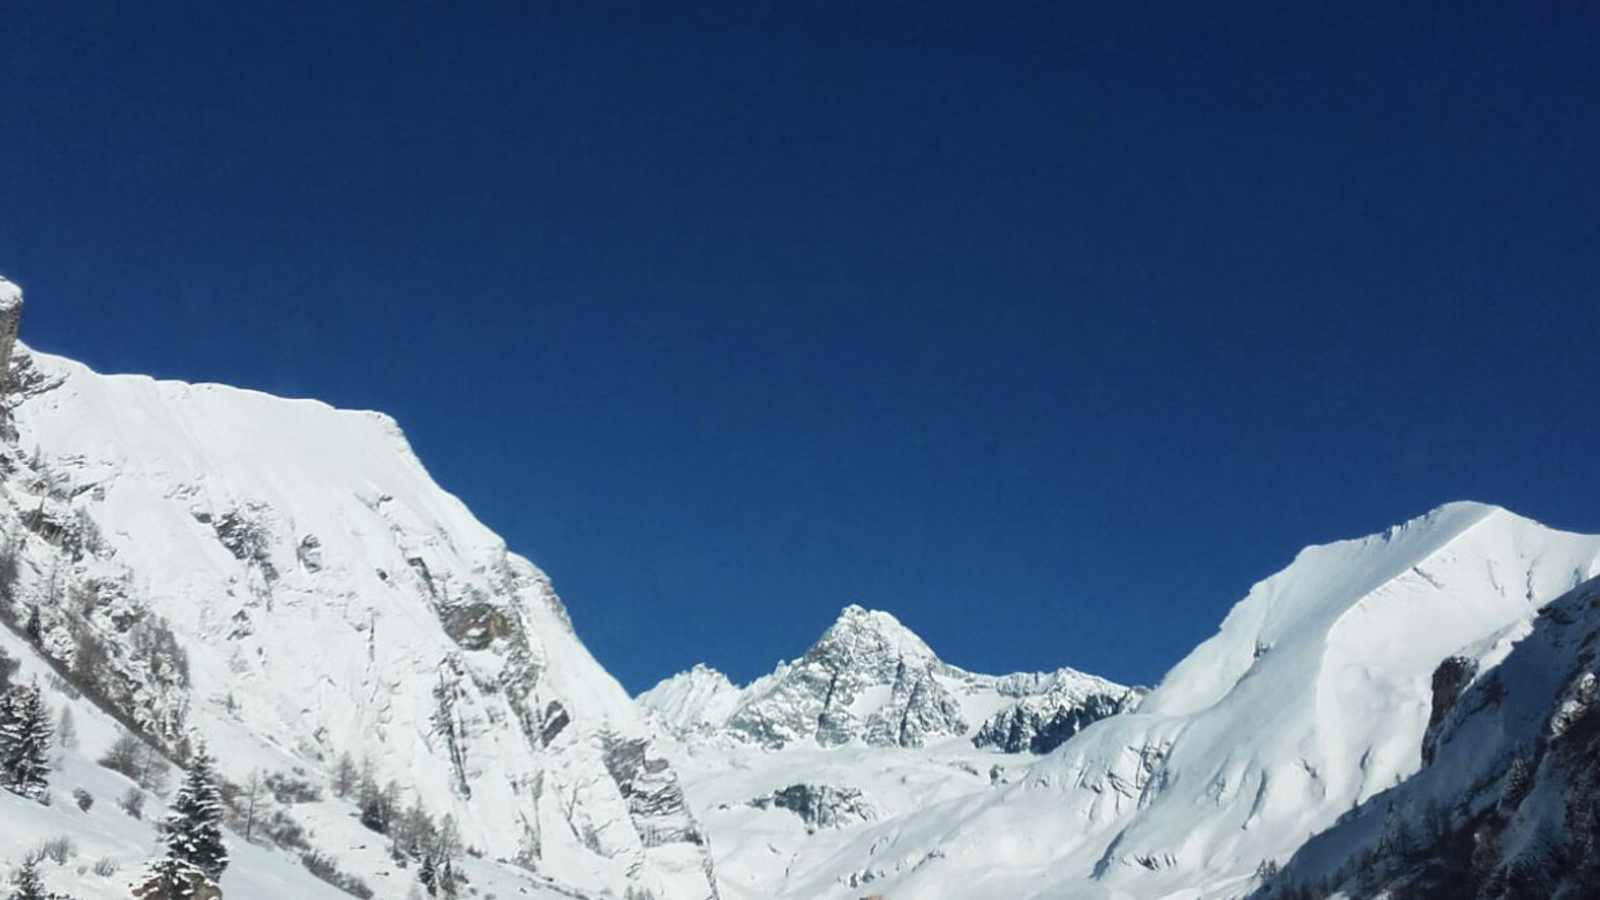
top-left (0, 275), bottom-right (21, 311)
top-left (810, 604), bottom-right (942, 671)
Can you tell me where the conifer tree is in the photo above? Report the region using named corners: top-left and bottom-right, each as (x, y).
top-left (418, 853), bottom-right (437, 897)
top-left (0, 646), bottom-right (16, 692)
top-left (0, 681), bottom-right (52, 799)
top-left (159, 743), bottom-right (229, 882)
top-left (331, 750), bottom-right (358, 798)
top-left (132, 850), bottom-right (207, 900)
top-left (7, 853), bottom-right (46, 900)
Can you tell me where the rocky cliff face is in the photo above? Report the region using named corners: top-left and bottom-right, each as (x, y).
top-left (0, 283), bottom-right (719, 900)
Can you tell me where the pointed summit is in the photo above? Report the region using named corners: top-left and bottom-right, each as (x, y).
top-left (813, 604), bottom-right (941, 673)
top-left (714, 604), bottom-right (966, 749)
top-left (637, 663), bottom-right (742, 735)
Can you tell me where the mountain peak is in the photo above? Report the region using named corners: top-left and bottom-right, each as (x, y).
top-left (817, 604), bottom-right (937, 664)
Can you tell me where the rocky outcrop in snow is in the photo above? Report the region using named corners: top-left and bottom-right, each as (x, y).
top-left (972, 672), bottom-right (1142, 754)
top-left (748, 784), bottom-right (878, 832)
top-left (0, 276), bottom-right (20, 396)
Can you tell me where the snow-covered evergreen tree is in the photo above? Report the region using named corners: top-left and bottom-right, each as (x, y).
top-left (157, 743), bottom-right (229, 882)
top-left (331, 750), bottom-right (357, 798)
top-left (0, 680), bottom-right (53, 799)
top-left (6, 853), bottom-right (46, 900)
top-left (417, 853), bottom-right (437, 897)
top-left (131, 851), bottom-right (209, 900)
top-left (0, 646), bottom-right (16, 692)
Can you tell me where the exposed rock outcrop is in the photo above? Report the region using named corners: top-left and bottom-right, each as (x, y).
top-left (0, 276), bottom-right (22, 395)
top-left (973, 679), bottom-right (1142, 754)
top-left (749, 783), bottom-right (878, 831)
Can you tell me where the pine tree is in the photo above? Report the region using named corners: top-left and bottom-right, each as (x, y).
top-left (1502, 754), bottom-right (1534, 812)
top-left (159, 743), bottom-right (229, 881)
top-left (0, 646), bottom-right (16, 692)
top-left (332, 750), bottom-right (358, 798)
top-left (132, 851), bottom-right (208, 900)
top-left (0, 681), bottom-right (52, 799)
top-left (440, 857), bottom-right (459, 900)
top-left (418, 853), bottom-right (437, 897)
top-left (23, 605), bottom-right (40, 645)
top-left (7, 853), bottom-right (46, 900)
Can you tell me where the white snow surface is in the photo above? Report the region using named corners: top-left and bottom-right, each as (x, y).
top-left (648, 503), bottom-right (1600, 900)
top-left (1, 341), bottom-right (716, 899)
top-left (639, 604), bottom-right (1142, 899)
top-left (5, 305), bottom-right (1596, 900)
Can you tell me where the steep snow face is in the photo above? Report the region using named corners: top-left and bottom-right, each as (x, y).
top-left (637, 665), bottom-right (742, 736)
top-left (766, 503), bottom-right (1600, 900)
top-left (1268, 574), bottom-right (1600, 898)
top-left (1, 341), bottom-right (717, 900)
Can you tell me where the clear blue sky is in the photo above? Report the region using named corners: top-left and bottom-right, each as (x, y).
top-left (3, 3), bottom-right (1597, 693)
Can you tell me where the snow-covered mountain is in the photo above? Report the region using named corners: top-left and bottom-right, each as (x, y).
top-left (5, 271), bottom-right (1598, 900)
top-left (683, 503), bottom-right (1600, 900)
top-left (0, 277), bottom-right (716, 900)
top-left (641, 604), bottom-right (1140, 752)
top-left (637, 604), bottom-right (1142, 899)
top-left (1260, 573), bottom-right (1600, 899)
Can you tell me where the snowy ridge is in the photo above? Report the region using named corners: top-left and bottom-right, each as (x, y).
top-left (1263, 573), bottom-right (1600, 897)
top-left (0, 325), bottom-right (718, 900)
top-left (758, 503), bottom-right (1600, 899)
top-left (636, 665), bottom-right (742, 737)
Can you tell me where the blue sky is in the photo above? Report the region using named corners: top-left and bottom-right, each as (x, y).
top-left (3, 3), bottom-right (1598, 693)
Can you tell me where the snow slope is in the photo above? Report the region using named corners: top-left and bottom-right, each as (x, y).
top-left (752, 503), bottom-right (1600, 899)
top-left (639, 605), bottom-right (1141, 900)
top-left (1263, 573), bottom-right (1600, 898)
top-left (0, 324), bottom-right (716, 899)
